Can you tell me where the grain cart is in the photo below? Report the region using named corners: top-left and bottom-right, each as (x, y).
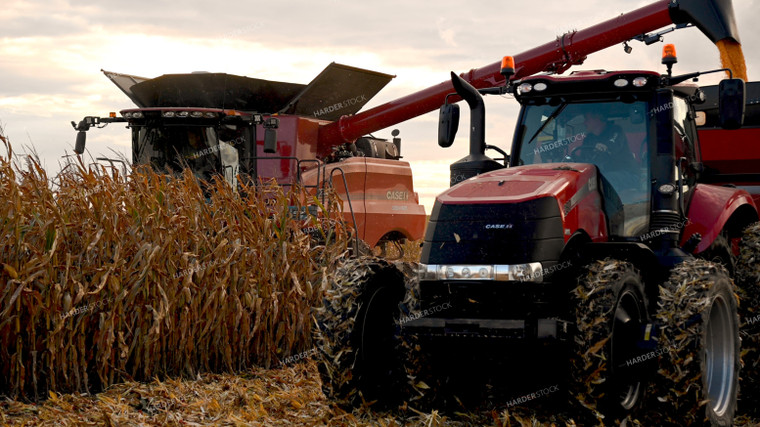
top-left (696, 81), bottom-right (760, 207)
top-left (72, 63), bottom-right (426, 250)
top-left (313, 0), bottom-right (760, 425)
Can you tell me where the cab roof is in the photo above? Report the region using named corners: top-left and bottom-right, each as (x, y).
top-left (516, 70), bottom-right (699, 101)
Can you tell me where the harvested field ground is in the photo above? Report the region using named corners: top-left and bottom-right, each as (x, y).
top-left (0, 360), bottom-right (541, 427)
top-left (2, 360), bottom-right (759, 426)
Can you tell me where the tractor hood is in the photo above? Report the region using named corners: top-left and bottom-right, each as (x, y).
top-left (423, 163), bottom-right (603, 265)
top-left (435, 163), bottom-right (598, 212)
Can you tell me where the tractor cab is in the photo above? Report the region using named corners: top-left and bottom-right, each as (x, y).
top-left (509, 67), bottom-right (744, 257)
top-left (511, 80), bottom-right (655, 238)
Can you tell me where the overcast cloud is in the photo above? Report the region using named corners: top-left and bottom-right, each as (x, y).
top-left (1, 0), bottom-right (757, 210)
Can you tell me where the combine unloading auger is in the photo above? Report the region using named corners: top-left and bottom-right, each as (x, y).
top-left (319, 0), bottom-right (745, 146)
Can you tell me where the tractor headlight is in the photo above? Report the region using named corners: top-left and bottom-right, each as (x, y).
top-left (419, 263), bottom-right (543, 282)
top-left (633, 77), bottom-right (648, 87)
top-left (518, 83), bottom-right (533, 94)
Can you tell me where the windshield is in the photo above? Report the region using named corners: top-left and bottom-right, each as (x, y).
top-left (132, 124), bottom-right (241, 186)
top-left (515, 101), bottom-right (651, 237)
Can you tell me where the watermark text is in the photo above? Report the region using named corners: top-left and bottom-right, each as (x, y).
top-left (506, 384), bottom-right (560, 407)
top-left (397, 302), bottom-right (452, 325)
top-left (534, 133), bottom-right (586, 156)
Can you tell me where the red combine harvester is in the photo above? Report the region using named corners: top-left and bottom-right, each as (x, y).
top-left (72, 63), bottom-right (426, 250)
top-left (313, 0), bottom-right (760, 425)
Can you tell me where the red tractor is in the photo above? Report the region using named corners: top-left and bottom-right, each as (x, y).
top-left (72, 63), bottom-right (426, 251)
top-left (313, 0), bottom-right (760, 425)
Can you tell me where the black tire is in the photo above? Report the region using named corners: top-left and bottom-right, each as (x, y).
top-left (392, 260), bottom-right (441, 407)
top-left (655, 259), bottom-right (740, 426)
top-left (312, 256), bottom-right (409, 407)
top-left (735, 222), bottom-right (760, 417)
top-left (570, 259), bottom-right (649, 422)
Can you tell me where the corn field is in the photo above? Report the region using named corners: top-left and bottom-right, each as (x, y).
top-left (0, 139), bottom-right (352, 400)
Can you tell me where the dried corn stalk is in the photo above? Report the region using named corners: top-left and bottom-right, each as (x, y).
top-left (0, 138), bottom-right (350, 399)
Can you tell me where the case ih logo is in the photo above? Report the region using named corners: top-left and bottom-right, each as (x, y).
top-left (386, 190), bottom-right (409, 200)
top-left (485, 224), bottom-right (514, 230)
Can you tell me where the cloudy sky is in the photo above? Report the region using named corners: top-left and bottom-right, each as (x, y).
top-left (1, 0), bottom-right (757, 211)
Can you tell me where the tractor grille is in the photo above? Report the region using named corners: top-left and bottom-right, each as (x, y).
top-left (420, 198), bottom-right (564, 265)
top-left (418, 280), bottom-right (570, 320)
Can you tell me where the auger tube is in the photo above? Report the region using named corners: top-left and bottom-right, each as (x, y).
top-left (318, 0), bottom-right (741, 145)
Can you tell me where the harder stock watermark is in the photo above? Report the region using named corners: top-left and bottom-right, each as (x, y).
top-left (520, 260), bottom-right (573, 282)
top-left (174, 258), bottom-right (225, 279)
top-left (649, 102), bottom-right (674, 117)
top-left (60, 298), bottom-right (111, 321)
top-left (533, 132), bottom-right (586, 156)
top-left (218, 23), bottom-right (263, 42)
top-left (312, 94), bottom-right (368, 118)
top-left (185, 144), bottom-right (221, 161)
top-left (506, 384), bottom-right (560, 407)
top-left (639, 218), bottom-right (691, 242)
top-left (397, 302), bottom-right (453, 326)
top-left (621, 344), bottom-right (678, 368)
top-left (745, 313), bottom-right (760, 327)
top-left (278, 345), bottom-right (325, 367)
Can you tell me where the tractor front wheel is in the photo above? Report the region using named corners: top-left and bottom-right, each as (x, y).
top-left (312, 257), bottom-right (410, 408)
top-left (570, 259), bottom-right (649, 422)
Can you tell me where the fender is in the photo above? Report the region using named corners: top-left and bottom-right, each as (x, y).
top-left (683, 183), bottom-right (758, 253)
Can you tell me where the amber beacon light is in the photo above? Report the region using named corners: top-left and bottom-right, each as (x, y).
top-left (500, 56), bottom-right (515, 80)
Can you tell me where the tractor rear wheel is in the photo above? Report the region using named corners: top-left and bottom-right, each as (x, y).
top-left (312, 256), bottom-right (410, 407)
top-left (735, 222), bottom-right (760, 416)
top-left (655, 259), bottom-right (740, 426)
top-left (570, 259), bottom-right (649, 422)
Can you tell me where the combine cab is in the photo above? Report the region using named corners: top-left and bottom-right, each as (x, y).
top-left (73, 63), bottom-right (426, 249)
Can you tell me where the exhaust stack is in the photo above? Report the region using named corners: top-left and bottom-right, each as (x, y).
top-left (446, 73), bottom-right (502, 187)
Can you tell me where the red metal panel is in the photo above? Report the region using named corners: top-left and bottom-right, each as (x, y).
top-left (684, 183), bottom-right (757, 252)
top-left (698, 128), bottom-right (760, 174)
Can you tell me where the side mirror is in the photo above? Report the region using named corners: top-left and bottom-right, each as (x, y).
top-left (74, 131), bottom-right (87, 154)
top-left (438, 102), bottom-right (460, 148)
top-left (263, 128), bottom-right (277, 153)
top-left (719, 78), bottom-right (745, 130)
